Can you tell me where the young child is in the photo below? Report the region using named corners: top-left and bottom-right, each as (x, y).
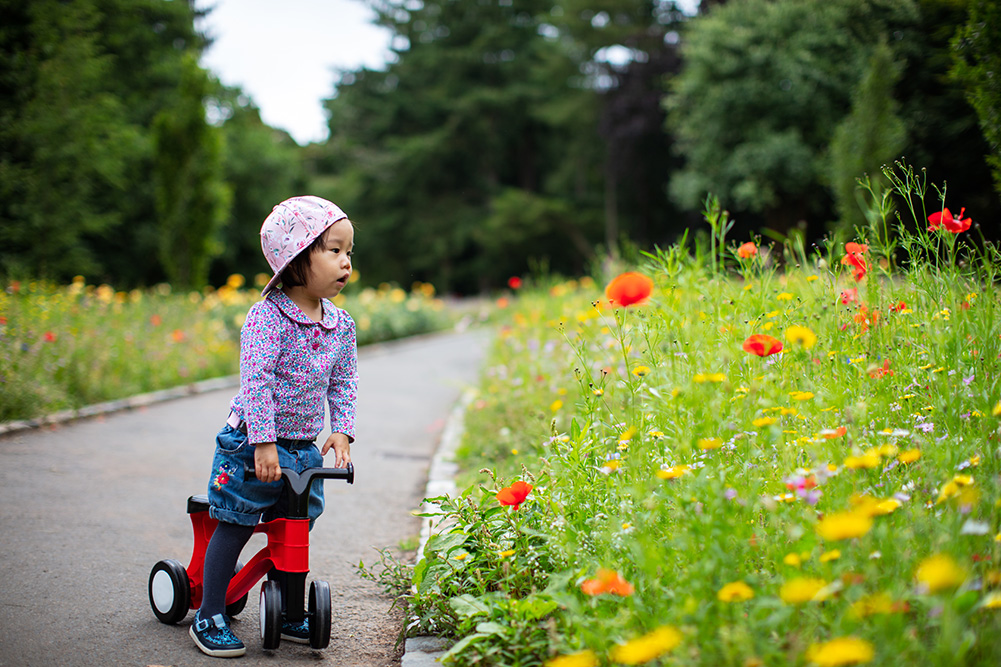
top-left (190, 195), bottom-right (358, 658)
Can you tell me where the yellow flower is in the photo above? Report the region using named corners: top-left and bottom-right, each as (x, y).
top-left (850, 592), bottom-right (895, 617)
top-left (777, 292), bottom-right (794, 301)
top-left (631, 365), bottom-right (651, 378)
top-left (816, 511), bottom-right (873, 541)
top-left (717, 581), bottom-right (754, 602)
top-left (698, 437), bottom-right (723, 450)
top-left (784, 553), bottom-right (802, 567)
top-left (550, 399), bottom-right (564, 412)
top-left (753, 416), bottom-right (777, 428)
top-left (545, 650), bottom-right (599, 667)
top-left (807, 275), bottom-right (819, 282)
top-left (915, 554), bottom-right (966, 593)
top-left (805, 636), bottom-right (875, 666)
top-left (656, 465), bottom-right (690, 480)
top-left (936, 475), bottom-right (976, 504)
top-left (693, 372), bottom-right (727, 383)
top-left (819, 550), bottom-right (841, 563)
top-left (898, 449), bottom-right (921, 464)
top-left (780, 577), bottom-right (829, 604)
top-left (609, 626), bottom-right (683, 665)
top-left (789, 390), bottom-right (815, 401)
top-left (619, 427), bottom-right (638, 442)
top-left (993, 400), bottom-right (1001, 417)
top-left (785, 325), bottom-right (818, 349)
top-left (498, 549), bottom-right (516, 558)
top-left (453, 553), bottom-right (468, 561)
top-left (982, 592), bottom-right (1001, 609)
top-left (844, 452), bottom-right (881, 470)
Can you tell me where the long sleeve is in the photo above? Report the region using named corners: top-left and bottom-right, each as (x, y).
top-left (327, 310), bottom-right (358, 441)
top-left (238, 301), bottom-right (283, 444)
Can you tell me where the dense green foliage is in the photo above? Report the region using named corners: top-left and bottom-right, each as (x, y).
top-left (0, 0), bottom-right (998, 294)
top-left (951, 0), bottom-right (1001, 199)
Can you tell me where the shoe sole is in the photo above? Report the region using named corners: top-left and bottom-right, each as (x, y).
top-left (190, 625), bottom-right (247, 658)
top-left (281, 632), bottom-right (310, 644)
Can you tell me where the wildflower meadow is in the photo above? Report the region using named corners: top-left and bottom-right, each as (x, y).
top-left (399, 164), bottom-right (1001, 667)
top-left (0, 273), bottom-right (450, 422)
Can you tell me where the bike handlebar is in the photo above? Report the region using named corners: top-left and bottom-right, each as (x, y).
top-left (244, 463), bottom-right (355, 497)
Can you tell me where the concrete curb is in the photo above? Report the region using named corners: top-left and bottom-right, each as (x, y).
top-left (400, 390), bottom-right (471, 666)
top-left (0, 375), bottom-right (242, 438)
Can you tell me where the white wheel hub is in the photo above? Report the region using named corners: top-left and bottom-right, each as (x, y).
top-left (151, 569), bottom-right (175, 613)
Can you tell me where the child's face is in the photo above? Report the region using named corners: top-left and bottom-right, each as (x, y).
top-left (304, 218), bottom-right (354, 299)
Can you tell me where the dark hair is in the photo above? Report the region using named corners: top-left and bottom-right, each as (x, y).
top-left (279, 232), bottom-right (327, 289)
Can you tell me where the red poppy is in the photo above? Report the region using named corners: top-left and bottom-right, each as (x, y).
top-left (840, 288), bottom-right (859, 305)
top-left (580, 568), bottom-right (634, 596)
top-left (43, 331), bottom-right (57, 343)
top-left (928, 207), bottom-right (972, 233)
top-left (742, 334), bottom-right (783, 357)
top-left (841, 242), bottom-right (868, 281)
top-left (150, 314), bottom-right (163, 326)
top-left (888, 301), bottom-right (907, 312)
top-left (507, 276), bottom-right (523, 290)
top-left (605, 272), bottom-right (654, 308)
top-left (737, 242), bottom-right (758, 259)
top-left (496, 480), bottom-right (533, 510)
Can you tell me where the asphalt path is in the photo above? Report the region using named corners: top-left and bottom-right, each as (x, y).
top-left (0, 328), bottom-right (489, 666)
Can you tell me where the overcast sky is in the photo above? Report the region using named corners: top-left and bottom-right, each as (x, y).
top-left (195, 0), bottom-right (393, 145)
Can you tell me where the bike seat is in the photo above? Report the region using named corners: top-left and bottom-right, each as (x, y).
top-left (187, 495), bottom-right (210, 514)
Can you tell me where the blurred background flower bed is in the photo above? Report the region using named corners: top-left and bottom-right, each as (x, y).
top-left (0, 274), bottom-right (451, 422)
top-left (399, 201), bottom-right (1001, 666)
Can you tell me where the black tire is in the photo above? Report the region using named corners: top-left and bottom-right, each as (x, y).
top-left (148, 559), bottom-right (190, 624)
top-left (260, 580), bottom-right (282, 650)
top-left (308, 580), bottom-right (332, 649)
top-left (225, 560), bottom-right (249, 617)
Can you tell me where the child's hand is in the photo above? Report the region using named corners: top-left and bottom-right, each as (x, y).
top-left (254, 442), bottom-right (282, 483)
top-left (322, 432), bottom-right (351, 468)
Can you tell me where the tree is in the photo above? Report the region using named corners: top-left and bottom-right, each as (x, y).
top-left (209, 86), bottom-right (308, 286)
top-left (324, 0), bottom-right (605, 292)
top-left (152, 53), bottom-right (231, 289)
top-left (666, 0), bottom-right (918, 236)
top-left (0, 0), bottom-right (134, 280)
top-left (828, 38), bottom-right (907, 232)
top-left (951, 0), bottom-right (1001, 199)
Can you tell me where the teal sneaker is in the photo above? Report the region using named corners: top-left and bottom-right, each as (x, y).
top-left (281, 618), bottom-right (310, 644)
top-left (190, 611), bottom-right (246, 658)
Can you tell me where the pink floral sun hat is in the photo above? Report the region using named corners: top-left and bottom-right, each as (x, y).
top-left (259, 195), bottom-right (348, 296)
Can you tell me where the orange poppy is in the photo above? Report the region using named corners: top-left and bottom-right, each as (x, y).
top-left (580, 568), bottom-right (634, 596)
top-left (742, 334), bottom-right (783, 357)
top-left (737, 242), bottom-right (758, 259)
top-left (496, 481), bottom-right (533, 510)
top-left (605, 272), bottom-right (654, 308)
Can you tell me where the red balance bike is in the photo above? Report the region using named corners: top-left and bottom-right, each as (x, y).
top-left (148, 464), bottom-right (354, 650)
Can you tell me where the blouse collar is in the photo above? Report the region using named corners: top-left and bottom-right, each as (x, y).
top-left (268, 289), bottom-right (340, 330)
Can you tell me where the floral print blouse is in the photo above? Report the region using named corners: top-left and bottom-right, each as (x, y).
top-left (229, 290), bottom-right (357, 444)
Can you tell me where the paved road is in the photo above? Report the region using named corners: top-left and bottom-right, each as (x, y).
top-left (0, 329), bottom-right (489, 667)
